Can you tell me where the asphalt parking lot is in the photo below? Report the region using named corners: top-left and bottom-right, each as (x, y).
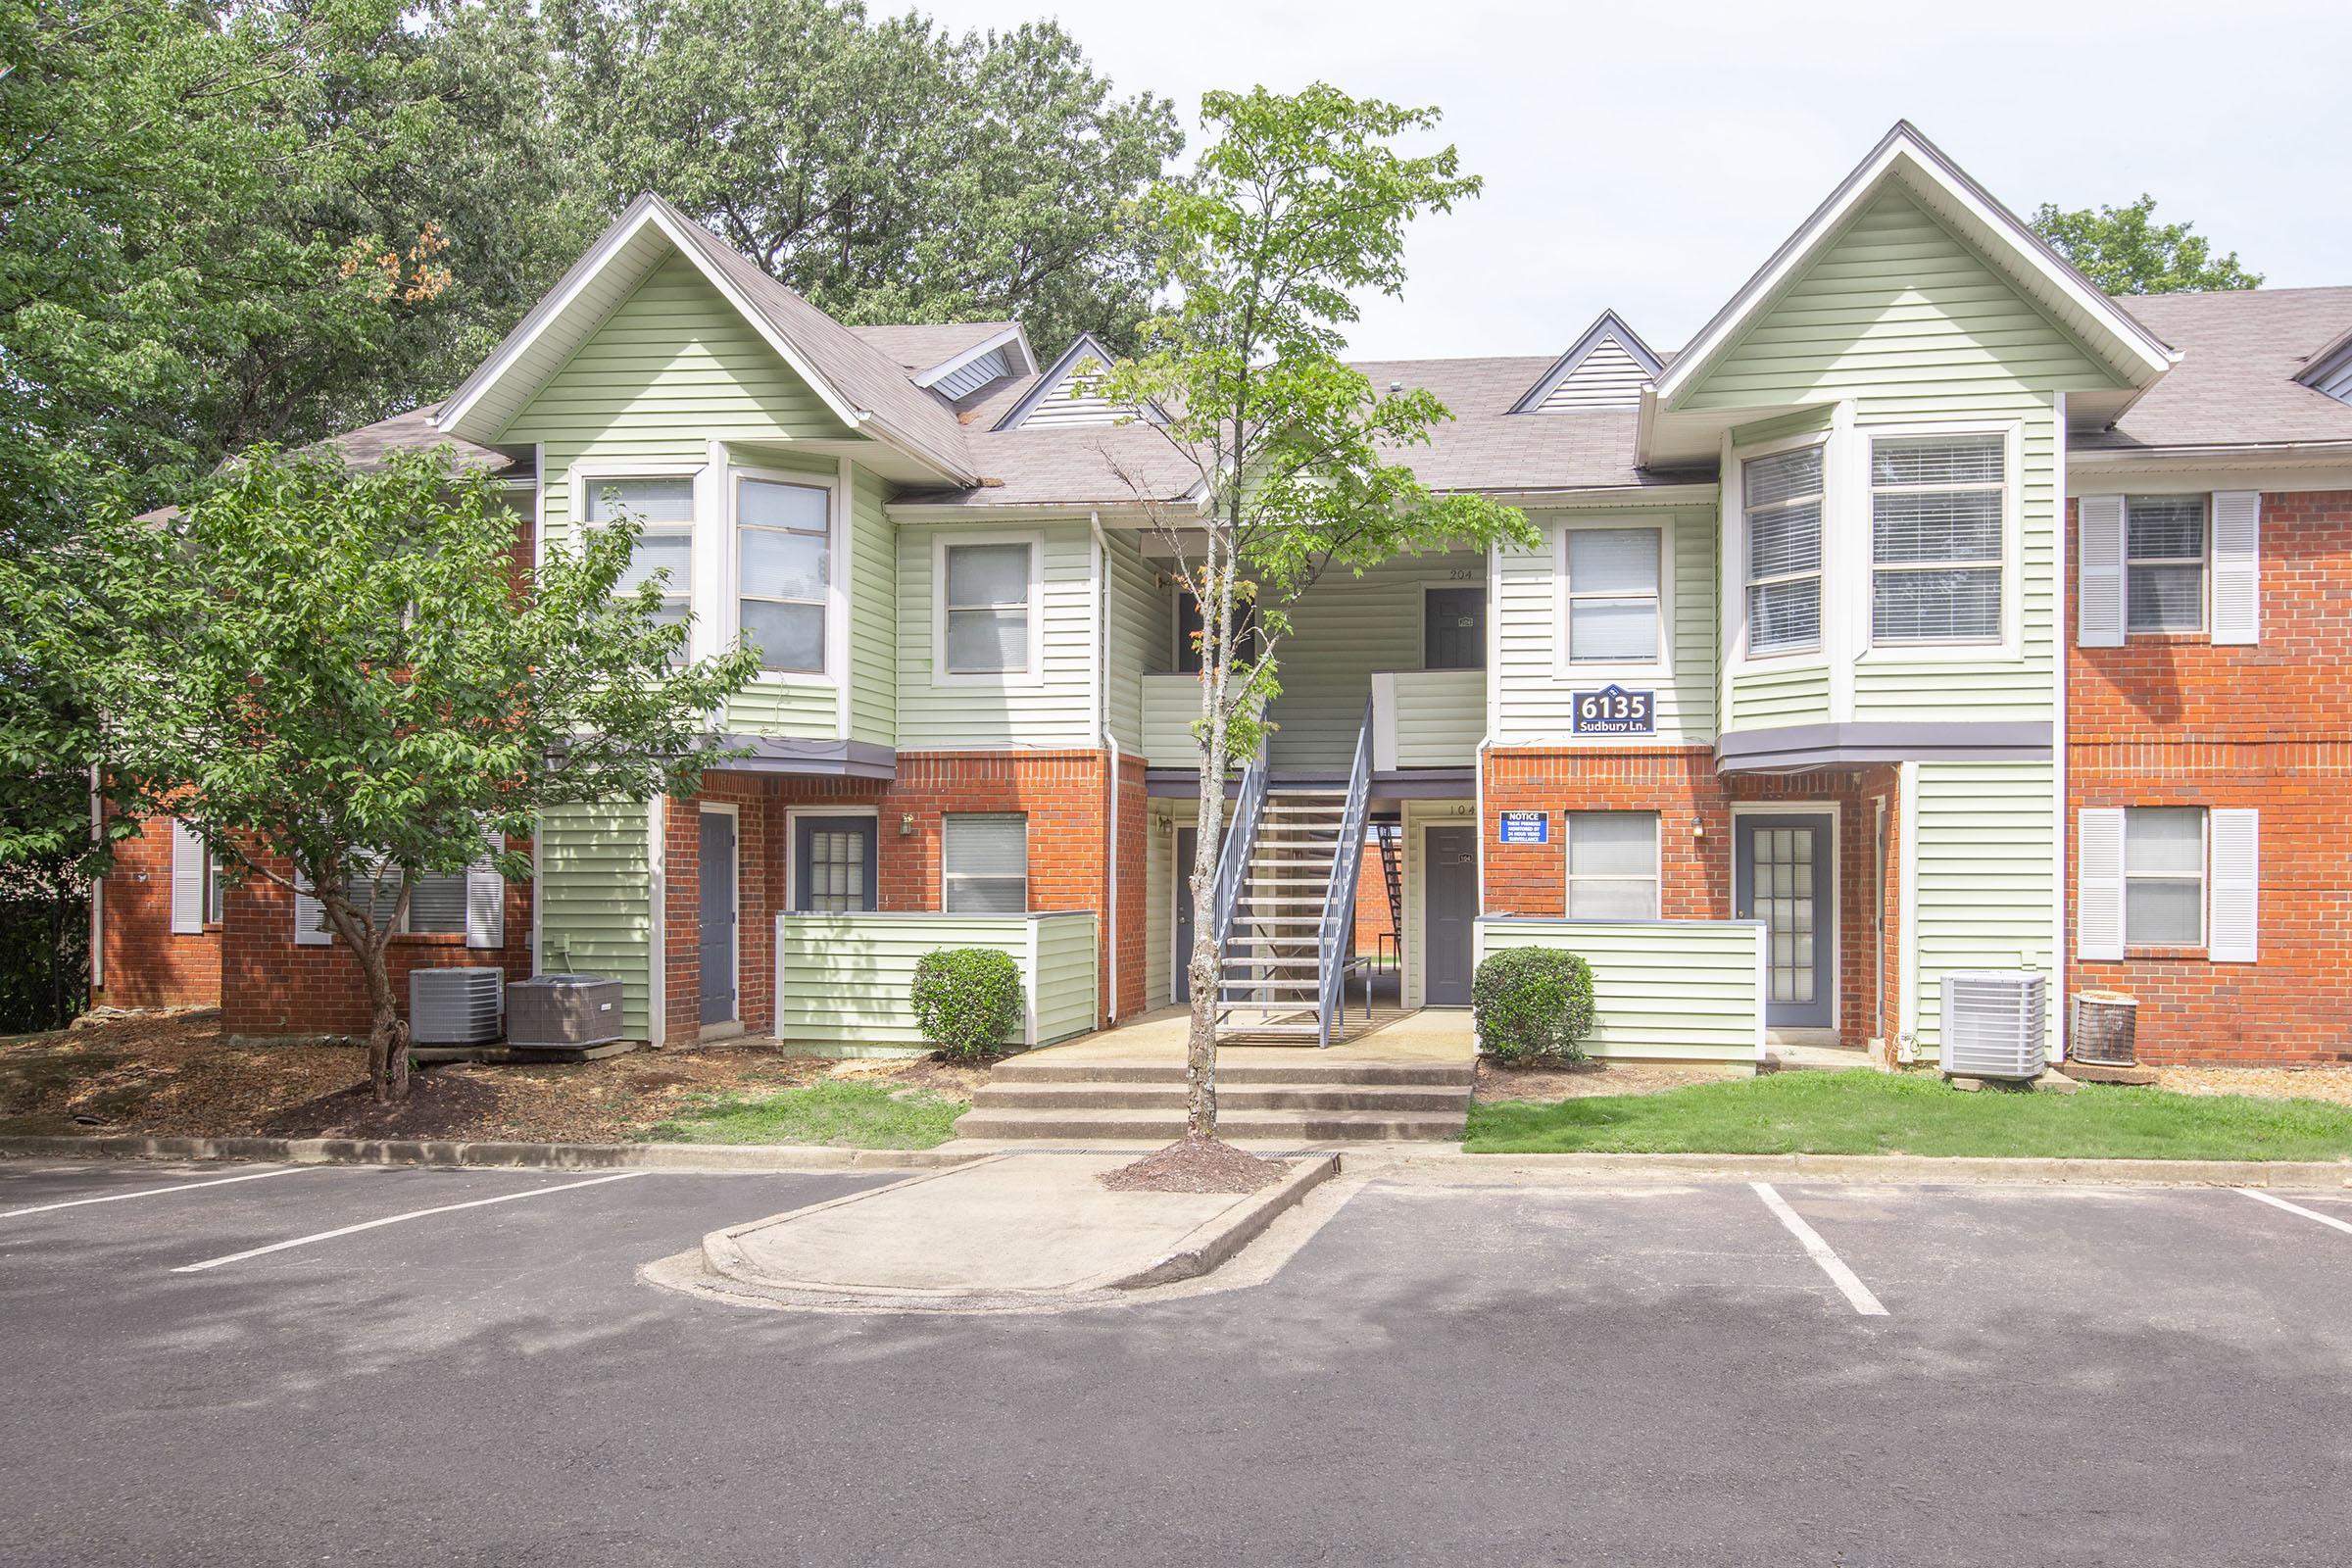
top-left (2, 1158), bottom-right (2348, 1567)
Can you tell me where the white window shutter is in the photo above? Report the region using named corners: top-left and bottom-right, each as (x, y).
top-left (292, 866), bottom-right (332, 946)
top-left (2211, 491), bottom-right (2261, 645)
top-left (2209, 808), bottom-right (2259, 963)
top-left (2076, 808), bottom-right (2125, 961)
top-left (2077, 495), bottom-right (2125, 647)
top-left (466, 832), bottom-right (506, 950)
top-left (170, 820), bottom-right (205, 935)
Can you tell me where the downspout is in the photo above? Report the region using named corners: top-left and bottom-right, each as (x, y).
top-left (2051, 394), bottom-right (2070, 1062)
top-left (1091, 511), bottom-right (1120, 1025)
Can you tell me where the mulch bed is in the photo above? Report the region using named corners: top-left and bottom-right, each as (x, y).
top-left (0, 1009), bottom-right (981, 1144)
top-left (1100, 1134), bottom-right (1289, 1194)
top-left (1474, 1056), bottom-right (1728, 1103)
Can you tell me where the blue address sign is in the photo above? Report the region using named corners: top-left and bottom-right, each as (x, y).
top-left (1571, 684), bottom-right (1655, 736)
top-left (1497, 811), bottom-right (1549, 845)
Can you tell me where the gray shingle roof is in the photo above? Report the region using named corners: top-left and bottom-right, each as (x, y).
top-left (851, 321), bottom-right (1021, 373)
top-left (2087, 286), bottom-right (2352, 451)
top-left (318, 404), bottom-right (532, 478)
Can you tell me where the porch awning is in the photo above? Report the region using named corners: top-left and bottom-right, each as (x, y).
top-left (1715, 721), bottom-right (2051, 773)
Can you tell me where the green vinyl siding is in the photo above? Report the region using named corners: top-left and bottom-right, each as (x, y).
top-left (536, 802), bottom-right (655, 1037)
top-left (1474, 918), bottom-right (1764, 1062)
top-left (1385, 669), bottom-right (1485, 766)
top-left (896, 521), bottom-right (1100, 748)
top-left (774, 911), bottom-right (1098, 1048)
top-left (500, 250), bottom-right (859, 744)
top-left (1103, 530), bottom-right (1166, 752)
top-left (1910, 760), bottom-right (2057, 1058)
top-left (1730, 662), bottom-right (1832, 727)
top-left (1494, 507), bottom-right (1716, 745)
top-left (848, 466), bottom-right (897, 746)
top-left (1266, 552), bottom-right (1485, 772)
top-left (1692, 185), bottom-right (2123, 736)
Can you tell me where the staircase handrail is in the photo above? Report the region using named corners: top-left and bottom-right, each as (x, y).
top-left (1208, 749), bottom-right (1268, 956)
top-left (1313, 696), bottom-right (1376, 1046)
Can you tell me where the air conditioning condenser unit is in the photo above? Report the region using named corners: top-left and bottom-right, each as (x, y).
top-left (1940, 970), bottom-right (2048, 1080)
top-left (507, 974), bottom-right (625, 1050)
top-left (410, 967), bottom-right (505, 1046)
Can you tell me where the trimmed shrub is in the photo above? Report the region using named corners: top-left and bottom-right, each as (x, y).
top-left (1472, 948), bottom-right (1596, 1062)
top-left (909, 947), bottom-right (1025, 1059)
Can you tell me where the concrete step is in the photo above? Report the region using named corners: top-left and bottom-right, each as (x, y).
top-left (951, 1106), bottom-right (1468, 1143)
top-left (969, 1082), bottom-right (1470, 1113)
top-left (991, 1058), bottom-right (1475, 1086)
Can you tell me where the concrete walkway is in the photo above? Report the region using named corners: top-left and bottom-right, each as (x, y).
top-left (1029, 1003), bottom-right (1476, 1068)
top-left (684, 1151), bottom-right (1339, 1311)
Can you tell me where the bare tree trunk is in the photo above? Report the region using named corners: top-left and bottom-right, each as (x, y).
top-left (1183, 535), bottom-right (1237, 1139)
top-left (360, 942), bottom-right (411, 1104)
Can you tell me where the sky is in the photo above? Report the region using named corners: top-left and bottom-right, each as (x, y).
top-left (914, 0), bottom-right (2352, 362)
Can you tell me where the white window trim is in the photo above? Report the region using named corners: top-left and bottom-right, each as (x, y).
top-left (1553, 515), bottom-right (1676, 679)
top-left (728, 464), bottom-right (844, 685)
top-left (933, 530), bottom-right (1046, 686)
top-left (1562, 810), bottom-right (1663, 920)
top-left (941, 811), bottom-right (1031, 912)
top-left (570, 459), bottom-right (710, 662)
top-left (1856, 419), bottom-right (2024, 662)
top-left (782, 805), bottom-right (879, 912)
top-left (2122, 492), bottom-right (2211, 638)
top-left (2124, 806), bottom-right (2208, 951)
top-left (1728, 429), bottom-right (1832, 666)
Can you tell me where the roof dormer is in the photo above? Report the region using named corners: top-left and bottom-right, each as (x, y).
top-left (1511, 311), bottom-right (1664, 413)
top-left (996, 332), bottom-right (1154, 430)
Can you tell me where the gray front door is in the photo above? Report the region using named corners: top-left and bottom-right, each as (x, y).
top-left (699, 809), bottom-right (737, 1026)
top-left (1735, 813), bottom-right (1833, 1029)
top-left (1174, 825), bottom-right (1198, 1004)
top-left (1424, 824), bottom-right (1477, 1005)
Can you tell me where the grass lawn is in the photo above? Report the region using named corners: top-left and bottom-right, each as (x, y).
top-left (1464, 1069), bottom-right (2352, 1162)
top-left (641, 1079), bottom-right (966, 1150)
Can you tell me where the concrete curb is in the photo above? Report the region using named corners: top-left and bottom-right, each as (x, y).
top-left (1361, 1150), bottom-right (2352, 1189)
top-left (687, 1152), bottom-right (1342, 1313)
top-left (0, 1134), bottom-right (973, 1174)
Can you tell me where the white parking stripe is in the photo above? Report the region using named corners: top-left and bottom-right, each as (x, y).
top-left (0, 1166), bottom-right (303, 1221)
top-left (2239, 1187), bottom-right (2352, 1237)
top-left (171, 1171), bottom-right (647, 1273)
top-left (1751, 1182), bottom-right (1888, 1316)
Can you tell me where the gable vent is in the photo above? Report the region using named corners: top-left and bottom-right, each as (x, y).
top-left (997, 331), bottom-right (1157, 431)
top-left (931, 345), bottom-right (1016, 402)
top-left (1512, 311), bottom-right (1666, 415)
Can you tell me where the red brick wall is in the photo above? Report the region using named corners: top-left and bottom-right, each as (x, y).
top-left (2066, 492), bottom-right (2352, 1065)
top-left (657, 749), bottom-right (1148, 1041)
top-left (217, 843), bottom-right (533, 1038)
top-left (1353, 844), bottom-right (1396, 956)
top-left (94, 814), bottom-right (220, 1010)
top-left (1484, 749), bottom-right (1894, 1047)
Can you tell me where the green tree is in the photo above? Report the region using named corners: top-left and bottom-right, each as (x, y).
top-left (1102, 85), bottom-right (1536, 1145)
top-left (7, 450), bottom-right (758, 1099)
top-left (549, 0), bottom-right (1181, 352)
top-left (2030, 194), bottom-right (2261, 294)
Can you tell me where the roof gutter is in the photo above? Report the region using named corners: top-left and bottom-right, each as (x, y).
top-left (2069, 440), bottom-right (2352, 468)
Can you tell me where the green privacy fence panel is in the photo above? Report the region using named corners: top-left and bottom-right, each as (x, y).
top-left (775, 911), bottom-right (1099, 1049)
top-left (1473, 917), bottom-right (1765, 1062)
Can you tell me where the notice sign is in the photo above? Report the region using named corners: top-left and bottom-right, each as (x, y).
top-left (1572, 684), bottom-right (1655, 736)
top-left (1497, 811), bottom-right (1550, 845)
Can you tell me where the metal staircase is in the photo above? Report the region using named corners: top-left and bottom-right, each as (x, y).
top-left (1207, 699), bottom-right (1375, 1045)
top-left (1373, 817), bottom-right (1403, 947)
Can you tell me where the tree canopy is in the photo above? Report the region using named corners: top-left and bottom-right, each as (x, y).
top-left (2030, 194), bottom-right (2262, 295)
top-left (7, 449), bottom-right (759, 1093)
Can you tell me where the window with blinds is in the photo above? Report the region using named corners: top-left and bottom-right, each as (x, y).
top-left (586, 476), bottom-right (696, 659)
top-left (2125, 808), bottom-right (2204, 947)
top-left (347, 858), bottom-right (468, 934)
top-left (1564, 527), bottom-right (1661, 663)
top-left (1741, 446), bottom-right (1823, 654)
top-left (2125, 495), bottom-right (2207, 633)
top-left (943, 813), bottom-right (1029, 913)
top-left (944, 543), bottom-right (1033, 674)
top-left (737, 477), bottom-right (830, 673)
top-left (1869, 434), bottom-right (2004, 644)
top-left (1565, 812), bottom-right (1660, 918)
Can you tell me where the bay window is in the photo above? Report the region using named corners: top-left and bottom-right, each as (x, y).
top-left (737, 476), bottom-right (831, 673)
top-left (1741, 446), bottom-right (1823, 655)
top-left (1869, 433), bottom-right (2004, 644)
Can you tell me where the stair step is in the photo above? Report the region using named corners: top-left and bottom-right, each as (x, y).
top-left (970, 1082), bottom-right (1469, 1113)
top-left (992, 1059), bottom-right (1476, 1086)
top-left (952, 1108), bottom-right (1466, 1143)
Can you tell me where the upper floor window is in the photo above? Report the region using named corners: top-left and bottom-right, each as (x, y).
top-left (1565, 811), bottom-right (1660, 919)
top-left (942, 541), bottom-right (1035, 676)
top-left (585, 477), bottom-right (695, 638)
top-left (1869, 433), bottom-right (2004, 644)
top-left (1741, 446), bottom-right (1823, 655)
top-left (2126, 495), bottom-right (2207, 634)
top-left (1423, 586), bottom-right (1487, 670)
top-left (1563, 527), bottom-right (1661, 663)
top-left (736, 477), bottom-right (830, 674)
top-left (943, 812), bottom-right (1028, 912)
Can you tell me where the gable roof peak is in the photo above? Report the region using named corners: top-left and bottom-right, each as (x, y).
top-left (1511, 310), bottom-right (1665, 413)
top-left (994, 331), bottom-right (1157, 431)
